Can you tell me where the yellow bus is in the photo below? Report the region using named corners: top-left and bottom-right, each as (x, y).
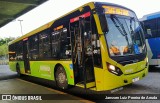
top-left (9, 2), bottom-right (148, 91)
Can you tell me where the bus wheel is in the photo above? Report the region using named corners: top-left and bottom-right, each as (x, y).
top-left (55, 66), bottom-right (68, 89)
top-left (16, 64), bottom-right (21, 77)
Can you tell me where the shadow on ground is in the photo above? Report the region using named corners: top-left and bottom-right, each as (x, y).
top-left (149, 66), bottom-right (160, 73)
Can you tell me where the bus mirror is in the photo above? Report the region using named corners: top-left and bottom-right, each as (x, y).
top-left (99, 14), bottom-right (108, 33)
top-left (139, 21), bottom-right (152, 39)
top-left (145, 34), bottom-right (152, 39)
top-left (145, 29), bottom-right (152, 39)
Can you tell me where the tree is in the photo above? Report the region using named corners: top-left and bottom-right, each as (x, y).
top-left (0, 37), bottom-right (15, 57)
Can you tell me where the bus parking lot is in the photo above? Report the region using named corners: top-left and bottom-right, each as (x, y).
top-left (0, 65), bottom-right (160, 103)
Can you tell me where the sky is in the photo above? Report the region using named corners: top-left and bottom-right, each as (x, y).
top-left (0, 0), bottom-right (160, 38)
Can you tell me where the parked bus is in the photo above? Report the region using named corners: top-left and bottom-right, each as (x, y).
top-left (9, 2), bottom-right (148, 91)
top-left (140, 12), bottom-right (160, 67)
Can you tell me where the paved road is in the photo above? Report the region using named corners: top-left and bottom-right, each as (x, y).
top-left (0, 65), bottom-right (160, 103)
top-left (0, 65), bottom-right (17, 80)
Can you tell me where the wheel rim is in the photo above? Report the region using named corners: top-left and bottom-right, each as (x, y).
top-left (55, 66), bottom-right (68, 89)
top-left (58, 72), bottom-right (66, 84)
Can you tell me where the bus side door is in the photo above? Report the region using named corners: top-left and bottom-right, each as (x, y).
top-left (69, 12), bottom-right (95, 88)
top-left (23, 38), bottom-right (31, 74)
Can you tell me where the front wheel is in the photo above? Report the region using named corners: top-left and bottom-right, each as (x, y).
top-left (55, 66), bottom-right (68, 89)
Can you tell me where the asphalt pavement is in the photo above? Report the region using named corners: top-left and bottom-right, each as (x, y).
top-left (0, 65), bottom-right (17, 80)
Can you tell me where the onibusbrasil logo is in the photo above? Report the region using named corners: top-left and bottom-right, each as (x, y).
top-left (1, 95), bottom-right (42, 100)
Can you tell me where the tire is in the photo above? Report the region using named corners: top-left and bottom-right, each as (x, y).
top-left (16, 64), bottom-right (21, 77)
top-left (55, 66), bottom-right (68, 89)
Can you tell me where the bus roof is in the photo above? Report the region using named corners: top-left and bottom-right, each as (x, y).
top-left (9, 1), bottom-right (134, 45)
top-left (9, 1), bottom-right (94, 45)
top-left (95, 2), bottom-right (134, 13)
top-left (140, 11), bottom-right (160, 21)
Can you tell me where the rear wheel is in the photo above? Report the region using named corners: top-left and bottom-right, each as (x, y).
top-left (55, 66), bottom-right (68, 89)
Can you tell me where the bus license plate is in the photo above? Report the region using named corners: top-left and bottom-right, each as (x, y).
top-left (132, 77), bottom-right (139, 82)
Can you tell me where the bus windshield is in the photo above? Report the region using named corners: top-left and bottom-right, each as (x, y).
top-left (105, 14), bottom-right (146, 56)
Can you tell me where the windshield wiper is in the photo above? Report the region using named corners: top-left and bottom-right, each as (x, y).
top-left (130, 17), bottom-right (134, 34)
top-left (129, 17), bottom-right (136, 43)
top-left (111, 15), bottom-right (133, 51)
top-left (111, 15), bottom-right (128, 36)
top-left (111, 15), bottom-right (130, 48)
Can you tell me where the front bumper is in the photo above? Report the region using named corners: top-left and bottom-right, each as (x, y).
top-left (102, 67), bottom-right (148, 91)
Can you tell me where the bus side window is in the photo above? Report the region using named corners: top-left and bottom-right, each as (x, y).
top-left (39, 31), bottom-right (51, 59)
top-left (158, 18), bottom-right (160, 37)
top-left (9, 44), bottom-right (16, 61)
top-left (29, 35), bottom-right (39, 60)
top-left (52, 30), bottom-right (61, 58)
top-left (140, 21), bottom-right (151, 39)
top-left (15, 41), bottom-right (23, 60)
top-left (52, 26), bottom-right (71, 59)
top-left (60, 28), bottom-right (71, 59)
top-left (143, 19), bottom-right (157, 38)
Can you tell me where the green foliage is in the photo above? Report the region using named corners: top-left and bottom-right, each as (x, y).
top-left (0, 44), bottom-right (7, 56)
top-left (0, 37), bottom-right (15, 57)
top-left (0, 37), bottom-right (15, 46)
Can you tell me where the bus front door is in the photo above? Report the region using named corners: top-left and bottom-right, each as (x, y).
top-left (70, 16), bottom-right (95, 89)
top-left (23, 39), bottom-right (31, 74)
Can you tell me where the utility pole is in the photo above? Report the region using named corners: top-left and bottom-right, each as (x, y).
top-left (5, 39), bottom-right (8, 64)
top-left (18, 19), bottom-right (23, 36)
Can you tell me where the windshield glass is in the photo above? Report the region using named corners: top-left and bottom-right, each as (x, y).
top-left (105, 15), bottom-right (146, 56)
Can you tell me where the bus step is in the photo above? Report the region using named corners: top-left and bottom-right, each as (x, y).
top-left (76, 81), bottom-right (96, 88)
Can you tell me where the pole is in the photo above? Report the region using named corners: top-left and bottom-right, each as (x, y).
top-left (18, 20), bottom-right (23, 36)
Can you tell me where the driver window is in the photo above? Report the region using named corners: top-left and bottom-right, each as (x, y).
top-left (91, 17), bottom-right (102, 67)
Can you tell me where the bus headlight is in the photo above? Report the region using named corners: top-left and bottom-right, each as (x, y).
top-left (109, 65), bottom-right (115, 71)
top-left (145, 57), bottom-right (148, 63)
top-left (107, 63), bottom-right (123, 76)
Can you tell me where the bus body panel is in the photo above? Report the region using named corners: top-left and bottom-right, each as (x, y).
top-left (103, 59), bottom-right (148, 91)
top-left (94, 67), bottom-right (104, 91)
top-left (9, 61), bottom-right (16, 72)
top-left (9, 61), bottom-right (25, 74)
top-left (9, 60), bottom-right (75, 85)
top-left (94, 63), bottom-right (148, 91)
top-left (122, 61), bottom-right (146, 75)
top-left (29, 61), bottom-right (74, 85)
top-left (146, 38), bottom-right (160, 66)
top-left (93, 30), bottom-right (148, 90)
top-left (103, 65), bottom-right (148, 91)
top-left (140, 12), bottom-right (160, 66)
